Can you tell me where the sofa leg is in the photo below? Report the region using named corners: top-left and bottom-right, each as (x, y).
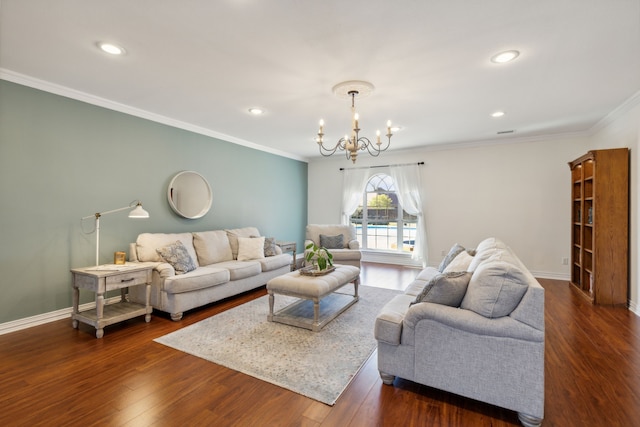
top-left (518, 413), bottom-right (542, 427)
top-left (379, 372), bottom-right (395, 385)
top-left (170, 312), bottom-right (183, 321)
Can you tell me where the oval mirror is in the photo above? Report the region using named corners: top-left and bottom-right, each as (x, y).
top-left (167, 171), bottom-right (212, 219)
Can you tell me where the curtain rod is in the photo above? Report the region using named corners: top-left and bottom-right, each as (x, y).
top-left (339, 161), bottom-right (424, 171)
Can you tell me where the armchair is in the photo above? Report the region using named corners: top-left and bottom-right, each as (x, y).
top-left (304, 224), bottom-right (361, 268)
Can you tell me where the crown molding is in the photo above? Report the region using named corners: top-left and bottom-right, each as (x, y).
top-left (0, 68), bottom-right (308, 163)
top-left (589, 89), bottom-right (640, 135)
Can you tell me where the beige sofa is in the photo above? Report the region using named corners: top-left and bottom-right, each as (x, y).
top-left (128, 227), bottom-right (292, 320)
top-left (304, 224), bottom-right (361, 268)
top-left (375, 238), bottom-right (545, 427)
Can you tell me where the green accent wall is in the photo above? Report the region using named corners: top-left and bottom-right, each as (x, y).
top-left (0, 80), bottom-right (308, 324)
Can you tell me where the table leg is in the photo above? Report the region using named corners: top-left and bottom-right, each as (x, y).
top-left (354, 276), bottom-right (360, 298)
top-left (96, 292), bottom-right (105, 339)
top-left (72, 286), bottom-right (79, 329)
top-left (313, 298), bottom-right (320, 325)
top-left (268, 292), bottom-right (275, 321)
top-left (145, 283), bottom-right (151, 322)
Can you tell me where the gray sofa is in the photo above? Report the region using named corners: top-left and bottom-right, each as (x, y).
top-left (128, 227), bottom-right (292, 321)
top-left (374, 237), bottom-right (545, 427)
top-left (304, 224), bottom-right (361, 268)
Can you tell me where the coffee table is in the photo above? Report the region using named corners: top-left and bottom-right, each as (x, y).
top-left (266, 264), bottom-right (360, 332)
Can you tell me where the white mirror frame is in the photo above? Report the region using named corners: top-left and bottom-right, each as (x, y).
top-left (167, 171), bottom-right (212, 219)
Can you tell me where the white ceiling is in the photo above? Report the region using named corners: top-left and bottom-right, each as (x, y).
top-left (1, 0), bottom-right (639, 162)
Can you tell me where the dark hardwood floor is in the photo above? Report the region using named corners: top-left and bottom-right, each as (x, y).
top-left (1, 262), bottom-right (639, 426)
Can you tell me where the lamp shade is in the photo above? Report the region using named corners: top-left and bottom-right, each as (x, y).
top-left (128, 203), bottom-right (150, 218)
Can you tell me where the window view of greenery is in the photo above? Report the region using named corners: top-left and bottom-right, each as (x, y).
top-left (350, 174), bottom-right (417, 252)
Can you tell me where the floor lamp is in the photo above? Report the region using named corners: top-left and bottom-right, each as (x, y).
top-left (82, 201), bottom-right (150, 266)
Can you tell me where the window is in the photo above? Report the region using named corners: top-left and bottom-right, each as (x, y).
top-left (350, 174), bottom-right (417, 253)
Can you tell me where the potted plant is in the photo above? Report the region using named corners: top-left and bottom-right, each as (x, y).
top-left (305, 242), bottom-right (334, 271)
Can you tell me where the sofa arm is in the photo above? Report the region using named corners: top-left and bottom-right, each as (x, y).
top-left (348, 240), bottom-right (360, 249)
top-left (155, 262), bottom-right (176, 278)
top-left (375, 294), bottom-right (416, 345)
top-left (404, 302), bottom-right (544, 343)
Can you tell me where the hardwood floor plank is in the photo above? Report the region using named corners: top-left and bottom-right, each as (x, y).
top-left (0, 264), bottom-right (639, 427)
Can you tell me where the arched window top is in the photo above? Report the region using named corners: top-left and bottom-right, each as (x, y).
top-left (365, 173), bottom-right (396, 192)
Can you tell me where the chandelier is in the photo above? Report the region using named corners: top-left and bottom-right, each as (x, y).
top-left (315, 81), bottom-right (393, 164)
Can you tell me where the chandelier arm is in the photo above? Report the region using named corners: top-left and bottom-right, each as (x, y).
top-left (314, 81), bottom-right (393, 164)
top-left (318, 137), bottom-right (348, 157)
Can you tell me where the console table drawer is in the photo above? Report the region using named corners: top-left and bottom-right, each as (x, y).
top-left (105, 270), bottom-right (148, 288)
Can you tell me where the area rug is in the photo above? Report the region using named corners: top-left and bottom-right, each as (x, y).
top-left (154, 285), bottom-right (399, 405)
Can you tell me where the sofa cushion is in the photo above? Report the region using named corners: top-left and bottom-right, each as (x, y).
top-left (237, 236), bottom-right (265, 261)
top-left (136, 232), bottom-right (198, 266)
top-left (259, 253), bottom-right (292, 272)
top-left (403, 267), bottom-right (440, 296)
top-left (443, 250), bottom-right (474, 273)
top-left (226, 227), bottom-right (261, 259)
top-left (411, 271), bottom-right (472, 307)
top-left (306, 224), bottom-right (356, 246)
top-left (438, 243), bottom-right (465, 272)
top-left (156, 240), bottom-right (198, 275)
top-left (461, 258), bottom-right (529, 318)
top-left (320, 233), bottom-right (344, 249)
top-left (193, 231), bottom-right (233, 265)
top-left (163, 266), bottom-right (230, 294)
top-left (213, 260), bottom-right (262, 280)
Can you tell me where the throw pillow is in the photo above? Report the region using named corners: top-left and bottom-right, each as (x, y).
top-left (460, 259), bottom-right (529, 318)
top-left (319, 233), bottom-right (344, 249)
top-left (438, 243), bottom-right (466, 272)
top-left (251, 235), bottom-right (279, 257)
top-left (411, 271), bottom-right (472, 307)
top-left (443, 250), bottom-right (474, 273)
top-left (237, 236), bottom-right (265, 261)
top-left (263, 237), bottom-right (278, 257)
top-left (156, 240), bottom-right (197, 275)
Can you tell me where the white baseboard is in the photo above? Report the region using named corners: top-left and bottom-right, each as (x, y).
top-left (361, 250), bottom-right (423, 267)
top-left (529, 270), bottom-right (571, 281)
top-left (0, 296), bottom-right (122, 336)
top-left (628, 300), bottom-right (639, 317)
top-left (2, 271), bottom-right (636, 335)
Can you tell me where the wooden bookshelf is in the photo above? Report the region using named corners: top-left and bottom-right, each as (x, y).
top-left (568, 148), bottom-right (629, 305)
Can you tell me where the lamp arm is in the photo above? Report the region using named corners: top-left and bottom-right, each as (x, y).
top-left (80, 200), bottom-right (144, 266)
top-left (81, 200), bottom-right (141, 220)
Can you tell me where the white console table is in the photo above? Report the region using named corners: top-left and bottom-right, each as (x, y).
top-left (70, 262), bottom-right (155, 338)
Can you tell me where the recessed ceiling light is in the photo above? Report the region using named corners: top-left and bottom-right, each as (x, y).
top-left (97, 42), bottom-right (126, 55)
top-left (491, 111), bottom-right (505, 118)
top-left (248, 108), bottom-right (264, 115)
top-left (390, 126), bottom-right (402, 132)
top-left (491, 50), bottom-right (520, 63)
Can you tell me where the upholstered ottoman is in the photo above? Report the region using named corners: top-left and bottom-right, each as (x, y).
top-left (266, 264), bottom-right (360, 331)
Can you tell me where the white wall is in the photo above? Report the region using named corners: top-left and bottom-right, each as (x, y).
top-left (309, 134), bottom-right (587, 279)
top-left (308, 94), bottom-right (640, 313)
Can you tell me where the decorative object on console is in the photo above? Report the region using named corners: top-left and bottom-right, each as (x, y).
top-left (81, 200), bottom-right (149, 266)
top-left (167, 170), bottom-right (212, 219)
top-left (315, 80), bottom-right (393, 164)
top-left (113, 251), bottom-right (126, 265)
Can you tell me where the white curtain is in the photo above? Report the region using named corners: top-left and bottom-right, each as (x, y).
top-left (389, 164), bottom-right (428, 266)
top-left (341, 168), bottom-right (369, 224)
